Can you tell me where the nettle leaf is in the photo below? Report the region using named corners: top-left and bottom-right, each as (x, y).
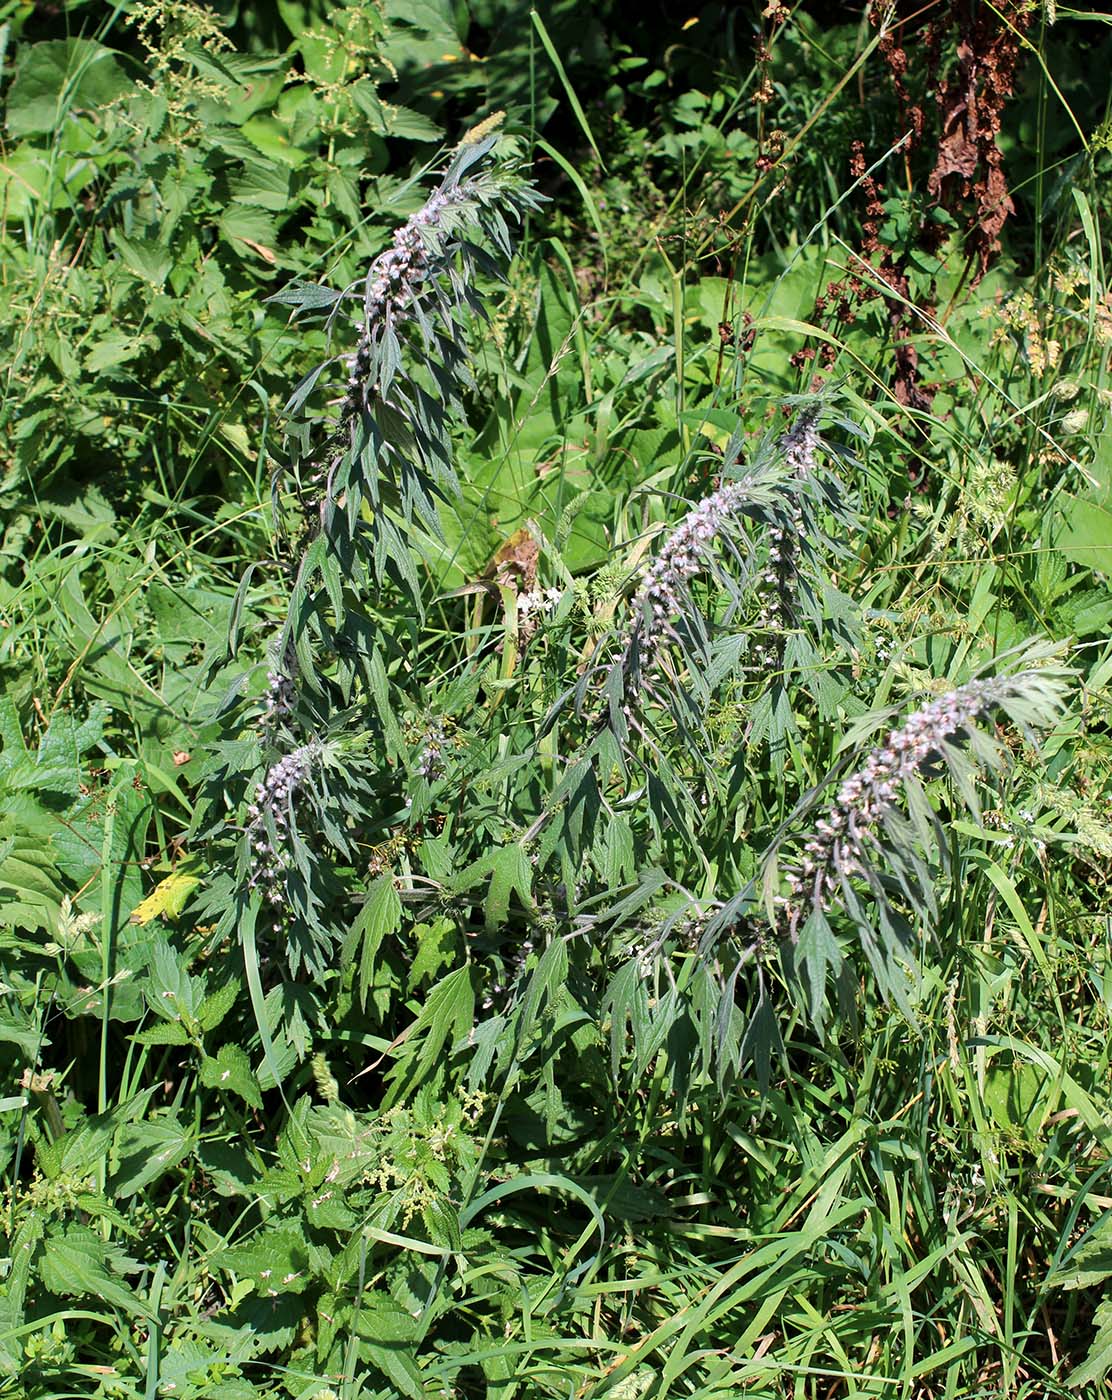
top-left (356, 1296), bottom-right (424, 1399)
top-left (40, 1226), bottom-right (153, 1320)
top-left (201, 1044), bottom-right (263, 1109)
top-left (1048, 1213), bottom-right (1112, 1291)
top-left (216, 1225), bottom-right (312, 1294)
top-left (37, 1115), bottom-right (115, 1181)
top-left (199, 975), bottom-right (244, 1032)
top-left (342, 874), bottom-right (402, 1010)
top-left (229, 160), bottom-right (291, 211)
top-left (156, 1338), bottom-right (254, 1400)
top-left (219, 204), bottom-right (279, 260)
top-left (1067, 1297), bottom-right (1112, 1390)
top-left (145, 935), bottom-right (204, 1030)
top-left (6, 39), bottom-right (131, 137)
top-left (111, 1116), bottom-right (195, 1198)
top-left (133, 1020), bottom-right (191, 1047)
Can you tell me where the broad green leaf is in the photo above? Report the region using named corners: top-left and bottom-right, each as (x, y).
top-left (40, 1226), bottom-right (154, 1320)
top-left (110, 1117), bottom-right (195, 1198)
top-left (1067, 1297), bottom-right (1112, 1389)
top-left (215, 1226), bottom-right (312, 1294)
top-left (484, 843), bottom-right (534, 932)
top-left (129, 868), bottom-right (201, 926)
top-left (1048, 1214), bottom-right (1112, 1291)
top-left (6, 39), bottom-right (130, 137)
top-left (201, 1044), bottom-right (263, 1109)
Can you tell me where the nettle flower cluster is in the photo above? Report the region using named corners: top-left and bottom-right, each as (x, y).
top-left (247, 739), bottom-right (322, 925)
top-left (783, 672), bottom-right (1053, 934)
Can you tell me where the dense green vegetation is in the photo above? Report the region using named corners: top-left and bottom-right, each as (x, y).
top-left (2, 1), bottom-right (1111, 1395)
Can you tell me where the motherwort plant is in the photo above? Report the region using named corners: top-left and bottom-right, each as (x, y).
top-left (274, 128), bottom-right (543, 590)
top-left (615, 402), bottom-right (857, 717)
top-left (692, 642), bottom-right (1072, 1044)
top-left (549, 401), bottom-right (859, 852)
top-left (194, 130), bottom-right (542, 976)
top-left (781, 664), bottom-right (1069, 933)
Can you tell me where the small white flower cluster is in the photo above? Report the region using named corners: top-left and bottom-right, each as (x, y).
top-left (345, 180), bottom-right (478, 412)
top-left (785, 677), bottom-right (1001, 926)
top-left (517, 586), bottom-right (562, 640)
top-left (247, 739), bottom-right (322, 927)
top-left (517, 586), bottom-right (562, 620)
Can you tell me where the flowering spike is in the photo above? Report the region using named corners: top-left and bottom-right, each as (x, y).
top-left (783, 664), bottom-right (1069, 936)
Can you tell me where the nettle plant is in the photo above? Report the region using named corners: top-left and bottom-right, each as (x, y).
top-left (195, 127), bottom-right (1069, 1107)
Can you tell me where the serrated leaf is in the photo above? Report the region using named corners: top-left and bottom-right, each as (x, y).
top-left (1048, 1213), bottom-right (1112, 1290)
top-left (356, 1296), bottom-right (423, 1399)
top-left (484, 843), bottom-right (534, 932)
top-left (110, 1117), bottom-right (194, 1198)
top-left (112, 233), bottom-right (173, 289)
top-left (267, 280), bottom-right (345, 313)
top-left (201, 1044), bottom-right (262, 1109)
top-left (216, 1225), bottom-right (311, 1294)
top-left (1067, 1297), bottom-right (1112, 1389)
top-left (199, 975), bottom-right (243, 1032)
top-left (133, 1021), bottom-right (191, 1047)
top-left (407, 917), bottom-right (455, 991)
top-left (40, 1225), bottom-right (153, 1320)
top-left (229, 161), bottom-right (291, 211)
top-left (219, 204), bottom-right (278, 258)
top-left (37, 1115), bottom-right (114, 1181)
top-left (386, 967), bottom-right (474, 1104)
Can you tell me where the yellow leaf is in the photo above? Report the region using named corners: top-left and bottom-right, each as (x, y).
top-left (130, 869), bottom-right (200, 925)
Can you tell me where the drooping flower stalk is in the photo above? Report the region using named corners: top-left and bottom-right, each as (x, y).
top-left (259, 665), bottom-right (296, 736)
top-left (783, 666), bottom-right (1068, 935)
top-left (343, 177), bottom-right (486, 420)
top-left (270, 131), bottom-right (542, 543)
top-left (630, 411), bottom-right (824, 669)
top-left (246, 739), bottom-right (323, 923)
top-left (415, 720), bottom-right (447, 781)
top-left (752, 410), bottom-right (820, 668)
top-left (630, 469), bottom-right (768, 668)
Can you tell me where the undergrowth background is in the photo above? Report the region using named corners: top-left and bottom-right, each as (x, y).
top-left (2, 1), bottom-right (1112, 1396)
